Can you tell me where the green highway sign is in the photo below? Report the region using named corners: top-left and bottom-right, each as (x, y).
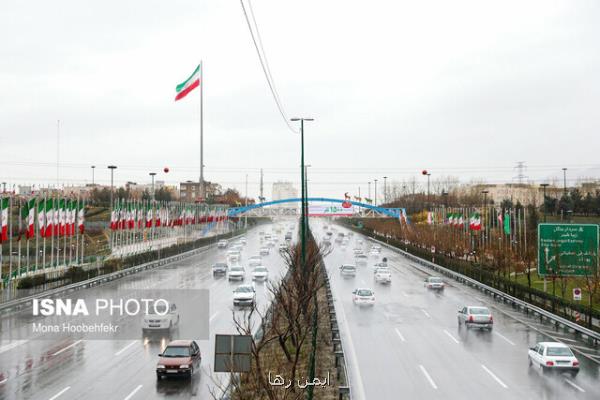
top-left (538, 223), bottom-right (599, 277)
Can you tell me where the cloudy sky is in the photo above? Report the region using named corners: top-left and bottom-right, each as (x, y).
top-left (1, 0), bottom-right (599, 200)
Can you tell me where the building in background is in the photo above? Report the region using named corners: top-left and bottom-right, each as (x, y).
top-left (272, 181), bottom-right (298, 209)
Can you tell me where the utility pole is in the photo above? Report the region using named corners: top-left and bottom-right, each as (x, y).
top-left (374, 179), bottom-right (378, 206)
top-left (540, 184), bottom-right (549, 222)
top-left (562, 168), bottom-right (567, 195)
top-left (259, 168), bottom-right (264, 201)
top-left (108, 166), bottom-right (117, 206)
top-left (91, 165), bottom-right (96, 185)
top-left (368, 181), bottom-right (371, 200)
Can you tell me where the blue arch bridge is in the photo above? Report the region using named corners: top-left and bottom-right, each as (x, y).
top-left (227, 197), bottom-right (406, 219)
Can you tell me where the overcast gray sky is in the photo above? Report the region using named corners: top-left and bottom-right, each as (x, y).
top-left (1, 0), bottom-right (599, 200)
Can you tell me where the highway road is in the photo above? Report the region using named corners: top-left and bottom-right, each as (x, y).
top-left (0, 222), bottom-right (294, 400)
top-left (322, 221), bottom-right (600, 400)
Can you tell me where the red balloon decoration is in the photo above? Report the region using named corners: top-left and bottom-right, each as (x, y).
top-left (163, 167), bottom-right (170, 173)
top-left (421, 169), bottom-right (428, 175)
top-left (342, 201), bottom-right (352, 209)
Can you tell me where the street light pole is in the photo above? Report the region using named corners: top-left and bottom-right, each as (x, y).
top-left (540, 183), bottom-right (549, 223)
top-left (108, 166), bottom-right (117, 207)
top-left (368, 181), bottom-right (371, 200)
top-left (562, 168), bottom-right (567, 196)
top-left (291, 117), bottom-right (313, 267)
top-left (149, 172), bottom-right (157, 201)
top-left (91, 165), bottom-right (96, 186)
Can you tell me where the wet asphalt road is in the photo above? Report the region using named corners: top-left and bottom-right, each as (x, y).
top-left (0, 222), bottom-right (294, 400)
top-left (322, 221), bottom-right (600, 400)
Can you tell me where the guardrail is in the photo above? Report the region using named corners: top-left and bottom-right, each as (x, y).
top-left (324, 269), bottom-right (351, 400)
top-left (0, 233), bottom-right (244, 316)
top-left (367, 235), bottom-right (600, 346)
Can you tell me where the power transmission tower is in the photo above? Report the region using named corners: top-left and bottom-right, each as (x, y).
top-left (513, 161), bottom-right (528, 184)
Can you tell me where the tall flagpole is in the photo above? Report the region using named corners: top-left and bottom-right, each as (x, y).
top-left (200, 60), bottom-right (204, 199)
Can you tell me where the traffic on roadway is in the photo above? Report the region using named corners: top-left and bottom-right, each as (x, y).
top-left (319, 221), bottom-right (600, 400)
top-left (0, 223), bottom-right (296, 400)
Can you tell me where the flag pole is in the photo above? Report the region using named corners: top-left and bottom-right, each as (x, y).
top-left (9, 195), bottom-right (13, 282)
top-left (199, 60), bottom-right (204, 199)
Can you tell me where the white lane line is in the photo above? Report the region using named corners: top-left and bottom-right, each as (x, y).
top-left (123, 384), bottom-right (143, 400)
top-left (0, 340), bottom-right (28, 355)
top-left (481, 364), bottom-right (508, 389)
top-left (115, 340), bottom-right (137, 356)
top-left (48, 386), bottom-right (71, 400)
top-left (564, 379), bottom-right (585, 392)
top-left (51, 340), bottom-right (83, 356)
top-left (210, 312), bottom-right (220, 322)
top-left (443, 329), bottom-right (460, 344)
top-left (421, 309), bottom-right (431, 318)
top-left (493, 331), bottom-right (516, 346)
top-left (394, 328), bottom-right (406, 342)
top-left (418, 365), bottom-right (438, 389)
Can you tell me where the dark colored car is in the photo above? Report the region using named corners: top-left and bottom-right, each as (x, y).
top-left (212, 262), bottom-right (228, 276)
top-left (156, 340), bottom-right (202, 379)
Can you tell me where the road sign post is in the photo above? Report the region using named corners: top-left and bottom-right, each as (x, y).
top-left (573, 287), bottom-right (582, 301)
top-left (537, 224), bottom-right (599, 277)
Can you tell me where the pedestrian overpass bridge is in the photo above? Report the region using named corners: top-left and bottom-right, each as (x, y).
top-left (227, 197), bottom-right (406, 219)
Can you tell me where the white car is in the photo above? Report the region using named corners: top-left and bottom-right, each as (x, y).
top-left (352, 288), bottom-right (375, 305)
top-left (528, 342), bottom-right (579, 376)
top-left (260, 247), bottom-right (270, 256)
top-left (252, 266), bottom-right (269, 281)
top-left (369, 249), bottom-right (380, 257)
top-left (457, 306), bottom-right (493, 330)
top-left (374, 267), bottom-right (392, 284)
top-left (424, 277), bottom-right (445, 290)
top-left (142, 303), bottom-right (180, 332)
top-left (340, 264), bottom-right (357, 277)
top-left (217, 240), bottom-right (228, 249)
top-left (233, 284), bottom-right (256, 307)
top-left (355, 254), bottom-right (368, 266)
top-left (372, 262), bottom-right (387, 272)
top-left (248, 256), bottom-right (262, 267)
top-left (228, 265), bottom-right (246, 281)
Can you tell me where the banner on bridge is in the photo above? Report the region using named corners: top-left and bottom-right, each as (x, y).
top-left (308, 204), bottom-right (355, 217)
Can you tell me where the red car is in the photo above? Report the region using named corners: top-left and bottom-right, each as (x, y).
top-left (156, 340), bottom-right (202, 379)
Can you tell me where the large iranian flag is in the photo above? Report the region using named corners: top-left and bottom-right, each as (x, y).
top-left (175, 64), bottom-right (200, 101)
top-left (22, 198), bottom-right (36, 239)
top-left (38, 199), bottom-right (46, 237)
top-left (45, 199), bottom-right (54, 238)
top-left (78, 201), bottom-right (85, 234)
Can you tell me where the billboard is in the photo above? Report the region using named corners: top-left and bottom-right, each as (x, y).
top-left (537, 223), bottom-right (599, 277)
top-left (308, 204), bottom-right (355, 217)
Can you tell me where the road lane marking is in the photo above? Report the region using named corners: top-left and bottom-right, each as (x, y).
top-left (421, 309), bottom-right (431, 318)
top-left (115, 340), bottom-right (137, 356)
top-left (418, 365), bottom-right (437, 389)
top-left (51, 340), bottom-right (83, 356)
top-left (48, 386), bottom-right (71, 400)
top-left (210, 312), bottom-right (220, 322)
top-left (394, 328), bottom-right (406, 342)
top-left (0, 340), bottom-right (28, 355)
top-left (443, 329), bottom-right (460, 344)
top-left (493, 331), bottom-right (515, 346)
top-left (123, 384), bottom-right (143, 400)
top-left (481, 364), bottom-right (508, 389)
top-left (564, 379), bottom-right (585, 392)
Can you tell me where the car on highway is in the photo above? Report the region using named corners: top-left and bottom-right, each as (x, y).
top-left (353, 248), bottom-right (363, 255)
top-left (278, 243), bottom-right (288, 253)
top-left (248, 256), bottom-right (262, 267)
top-left (355, 254), bottom-right (368, 266)
top-left (285, 232), bottom-right (292, 241)
top-left (372, 259), bottom-right (388, 272)
top-left (528, 342), bottom-right (579, 376)
top-left (212, 262), bottom-right (228, 276)
top-left (260, 247), bottom-right (270, 256)
top-left (228, 265), bottom-right (246, 281)
top-left (457, 306), bottom-right (493, 330)
top-left (424, 276), bottom-right (445, 290)
top-left (252, 266), bottom-right (269, 281)
top-left (217, 240), bottom-right (228, 249)
top-left (352, 288), bottom-right (375, 305)
top-left (340, 264), bottom-right (357, 277)
top-left (240, 237), bottom-right (247, 245)
top-left (142, 303), bottom-right (180, 332)
top-left (156, 340), bottom-right (201, 380)
top-left (233, 284), bottom-right (256, 307)
top-left (374, 267), bottom-right (392, 284)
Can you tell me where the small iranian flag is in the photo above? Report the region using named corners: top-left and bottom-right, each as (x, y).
top-left (52, 200), bottom-right (59, 236)
top-left (78, 201), bottom-right (85, 234)
top-left (175, 64), bottom-right (200, 101)
top-left (45, 199), bottom-right (54, 238)
top-left (38, 199), bottom-right (46, 237)
top-left (155, 204), bottom-right (161, 227)
top-left (146, 206), bottom-right (153, 228)
top-left (469, 213), bottom-right (481, 231)
top-left (22, 198), bottom-right (36, 239)
top-left (0, 198), bottom-right (8, 243)
top-left (58, 199), bottom-right (66, 236)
